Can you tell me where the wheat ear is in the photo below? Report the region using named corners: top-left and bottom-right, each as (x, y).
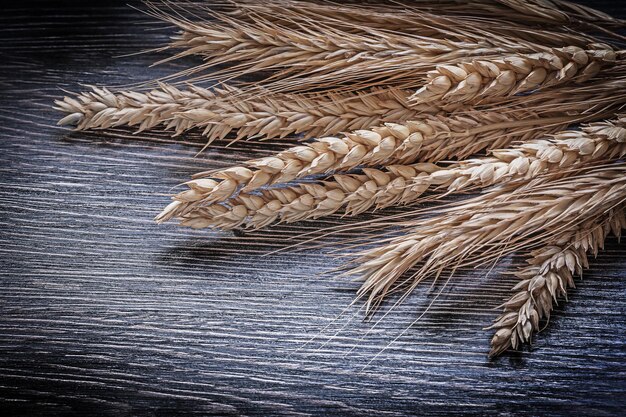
top-left (226, 0), bottom-right (595, 47)
top-left (432, 0), bottom-right (626, 30)
top-left (206, 0), bottom-right (625, 28)
top-left (151, 6), bottom-right (550, 92)
top-left (55, 84), bottom-right (437, 143)
top-left (175, 163), bottom-right (439, 230)
top-left (155, 110), bottom-right (578, 223)
top-left (168, 116), bottom-right (626, 230)
top-left (488, 206), bottom-right (626, 357)
top-left (345, 165), bottom-right (626, 313)
top-left (411, 44), bottom-right (615, 104)
top-left (401, 115), bottom-right (626, 195)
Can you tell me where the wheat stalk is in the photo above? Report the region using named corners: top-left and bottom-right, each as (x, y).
top-left (411, 44), bottom-right (616, 104)
top-left (55, 83), bottom-right (439, 143)
top-left (344, 165), bottom-right (626, 314)
top-left (488, 206), bottom-right (626, 357)
top-left (164, 116), bottom-right (626, 230)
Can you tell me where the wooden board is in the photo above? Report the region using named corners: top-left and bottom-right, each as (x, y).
top-left (0, 1), bottom-right (624, 415)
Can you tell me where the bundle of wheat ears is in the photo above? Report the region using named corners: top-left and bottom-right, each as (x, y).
top-left (55, 0), bottom-right (626, 358)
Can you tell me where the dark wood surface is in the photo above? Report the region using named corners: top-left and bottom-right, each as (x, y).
top-left (0, 2), bottom-right (625, 416)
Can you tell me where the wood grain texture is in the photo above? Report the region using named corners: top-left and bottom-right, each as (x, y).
top-left (0, 1), bottom-right (624, 416)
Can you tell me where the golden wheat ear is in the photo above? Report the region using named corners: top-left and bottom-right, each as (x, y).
top-left (146, 1), bottom-right (578, 93)
top-left (169, 114), bottom-right (626, 231)
top-left (227, 0), bottom-right (597, 47)
top-left (141, 0), bottom-right (626, 93)
top-left (411, 44), bottom-right (616, 105)
top-left (155, 98), bottom-right (625, 223)
top-left (488, 206), bottom-right (626, 357)
top-left (172, 163), bottom-right (440, 230)
top-left (345, 164), bottom-right (626, 316)
top-left (151, 111), bottom-right (538, 222)
top-left (55, 84), bottom-right (442, 143)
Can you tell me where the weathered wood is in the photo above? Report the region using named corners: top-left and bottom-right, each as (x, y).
top-left (0, 1), bottom-right (624, 415)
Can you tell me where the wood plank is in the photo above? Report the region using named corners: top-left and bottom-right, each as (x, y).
top-left (0, 1), bottom-right (624, 415)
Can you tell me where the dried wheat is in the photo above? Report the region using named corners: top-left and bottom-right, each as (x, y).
top-left (236, 1), bottom-right (595, 45)
top-left (169, 116), bottom-right (626, 230)
top-left (218, 0), bottom-right (625, 28)
top-left (488, 206), bottom-right (626, 357)
top-left (55, 84), bottom-right (437, 143)
top-left (175, 163), bottom-right (439, 230)
top-left (151, 5), bottom-right (552, 92)
top-left (405, 115), bottom-right (626, 194)
top-left (155, 109), bottom-right (581, 223)
top-left (345, 165), bottom-right (626, 313)
top-left (411, 44), bottom-right (615, 104)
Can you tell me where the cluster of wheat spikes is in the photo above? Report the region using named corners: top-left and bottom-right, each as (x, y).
top-left (56, 0), bottom-right (626, 358)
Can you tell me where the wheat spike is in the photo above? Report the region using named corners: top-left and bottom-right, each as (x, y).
top-left (55, 84), bottom-right (439, 143)
top-left (411, 44), bottom-right (615, 104)
top-left (151, 5), bottom-right (551, 92)
top-left (175, 163), bottom-right (440, 230)
top-left (155, 109), bottom-right (581, 223)
top-left (488, 206), bottom-right (626, 357)
top-left (431, 0), bottom-right (625, 29)
top-left (225, 0), bottom-right (600, 48)
top-left (156, 0), bottom-right (607, 55)
top-left (211, 0), bottom-right (625, 28)
top-left (402, 115), bottom-right (626, 195)
top-left (345, 165), bottom-right (626, 314)
top-left (170, 116), bottom-right (626, 230)
top-left (146, 0), bottom-right (626, 92)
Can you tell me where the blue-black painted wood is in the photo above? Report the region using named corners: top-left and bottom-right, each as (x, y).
top-left (0, 1), bottom-right (624, 416)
